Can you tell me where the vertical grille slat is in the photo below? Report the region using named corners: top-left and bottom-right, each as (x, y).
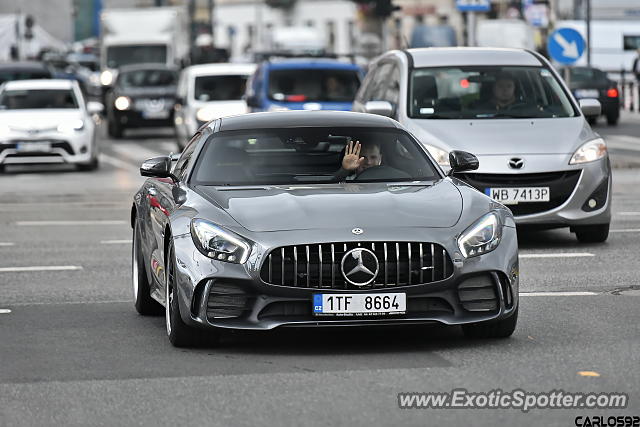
top-left (260, 241), bottom-right (453, 289)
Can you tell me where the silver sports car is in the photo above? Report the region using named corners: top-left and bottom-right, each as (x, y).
top-left (131, 111), bottom-right (519, 347)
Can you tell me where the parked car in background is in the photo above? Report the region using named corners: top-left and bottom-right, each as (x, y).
top-left (0, 79), bottom-right (102, 172)
top-left (560, 66), bottom-right (620, 125)
top-left (105, 64), bottom-right (178, 138)
top-left (354, 48), bottom-right (611, 243)
top-left (244, 57), bottom-right (363, 112)
top-left (174, 63), bottom-right (255, 149)
top-left (0, 62), bottom-right (53, 85)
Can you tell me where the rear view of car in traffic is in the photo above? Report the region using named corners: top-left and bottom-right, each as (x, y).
top-left (353, 48), bottom-right (611, 243)
top-left (105, 64), bottom-right (177, 138)
top-left (174, 63), bottom-right (256, 150)
top-left (131, 110), bottom-right (519, 347)
top-left (560, 66), bottom-right (620, 126)
top-left (0, 79), bottom-right (102, 172)
top-left (244, 57), bottom-right (363, 112)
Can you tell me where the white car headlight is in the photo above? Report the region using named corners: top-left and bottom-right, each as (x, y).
top-left (114, 96), bottom-right (131, 111)
top-left (457, 212), bottom-right (502, 258)
top-left (569, 138), bottom-right (607, 164)
top-left (424, 144), bottom-right (450, 167)
top-left (57, 119), bottom-right (85, 133)
top-left (190, 219), bottom-right (252, 264)
top-left (100, 70), bottom-right (114, 86)
top-left (196, 107), bottom-right (218, 123)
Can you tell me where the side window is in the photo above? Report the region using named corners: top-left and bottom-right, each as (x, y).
top-left (174, 131), bottom-right (201, 180)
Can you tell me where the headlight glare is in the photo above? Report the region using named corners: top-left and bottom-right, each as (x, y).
top-left (190, 219), bottom-right (251, 264)
top-left (114, 96), bottom-right (131, 111)
top-left (196, 107), bottom-right (218, 122)
top-left (100, 70), bottom-right (114, 86)
top-left (457, 212), bottom-right (501, 258)
top-left (569, 138), bottom-right (607, 164)
top-left (424, 144), bottom-right (450, 166)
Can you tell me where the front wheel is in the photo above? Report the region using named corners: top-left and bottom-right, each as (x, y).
top-left (462, 308), bottom-right (518, 339)
top-left (574, 223), bottom-right (610, 243)
top-left (606, 113), bottom-right (619, 126)
top-left (77, 157), bottom-right (99, 171)
top-left (165, 241), bottom-right (220, 347)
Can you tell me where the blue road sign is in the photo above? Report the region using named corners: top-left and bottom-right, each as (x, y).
top-left (456, 0), bottom-right (491, 13)
top-left (547, 28), bottom-right (585, 64)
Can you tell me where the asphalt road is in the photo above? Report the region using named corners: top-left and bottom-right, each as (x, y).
top-left (1, 118), bottom-right (639, 426)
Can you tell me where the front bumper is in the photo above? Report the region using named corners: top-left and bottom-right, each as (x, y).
top-left (171, 226), bottom-right (519, 331)
top-left (112, 109), bottom-right (174, 128)
top-left (458, 156), bottom-right (611, 228)
top-left (0, 132), bottom-right (96, 165)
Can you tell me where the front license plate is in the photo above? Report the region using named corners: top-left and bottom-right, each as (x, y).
top-left (16, 141), bottom-right (52, 152)
top-left (313, 293), bottom-right (406, 316)
top-left (485, 187), bottom-right (550, 205)
top-left (575, 89), bottom-right (599, 99)
top-left (142, 110), bottom-right (169, 119)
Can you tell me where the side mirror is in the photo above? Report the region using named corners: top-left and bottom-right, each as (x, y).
top-left (579, 99), bottom-right (601, 117)
top-left (244, 95), bottom-right (260, 108)
top-left (140, 156), bottom-right (177, 181)
top-left (86, 101), bottom-right (104, 115)
top-left (448, 150), bottom-right (479, 175)
top-left (364, 100), bottom-right (394, 117)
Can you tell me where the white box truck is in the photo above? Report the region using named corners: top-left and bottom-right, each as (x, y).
top-left (99, 7), bottom-right (189, 86)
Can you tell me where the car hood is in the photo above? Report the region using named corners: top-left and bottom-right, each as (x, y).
top-left (195, 180), bottom-right (462, 232)
top-left (406, 117), bottom-right (592, 155)
top-left (0, 110), bottom-right (83, 131)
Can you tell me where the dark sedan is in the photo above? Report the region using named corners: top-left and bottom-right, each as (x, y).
top-left (106, 64), bottom-right (177, 138)
top-left (562, 66), bottom-right (620, 125)
top-left (131, 111), bottom-right (519, 347)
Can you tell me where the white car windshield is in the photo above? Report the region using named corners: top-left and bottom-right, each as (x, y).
top-left (0, 89), bottom-right (78, 109)
top-left (409, 66), bottom-right (577, 119)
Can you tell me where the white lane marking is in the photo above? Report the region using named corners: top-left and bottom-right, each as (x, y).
top-left (0, 266), bottom-right (83, 273)
top-left (618, 212), bottom-right (640, 216)
top-left (0, 309), bottom-right (11, 314)
top-left (0, 242), bottom-right (15, 247)
top-left (521, 291), bottom-right (598, 296)
top-left (10, 299), bottom-right (130, 306)
top-left (15, 220), bottom-right (126, 226)
top-left (610, 229), bottom-right (640, 233)
top-left (100, 239), bottom-right (132, 244)
top-left (519, 252), bottom-right (594, 259)
top-left (98, 153), bottom-right (139, 173)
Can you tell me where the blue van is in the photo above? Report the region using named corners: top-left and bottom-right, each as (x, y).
top-left (244, 58), bottom-right (363, 112)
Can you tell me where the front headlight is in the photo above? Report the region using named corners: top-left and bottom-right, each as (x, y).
top-left (100, 70), bottom-right (114, 86)
top-left (57, 119), bottom-right (85, 133)
top-left (424, 144), bottom-right (450, 167)
top-left (457, 212), bottom-right (502, 258)
top-left (114, 96), bottom-right (131, 111)
top-left (190, 219), bottom-right (252, 264)
top-left (196, 106), bottom-right (218, 123)
top-left (569, 138), bottom-right (607, 164)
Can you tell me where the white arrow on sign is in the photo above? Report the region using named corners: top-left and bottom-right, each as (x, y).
top-left (553, 32), bottom-right (579, 59)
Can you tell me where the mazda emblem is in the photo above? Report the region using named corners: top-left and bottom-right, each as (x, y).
top-left (341, 248), bottom-right (379, 286)
top-left (508, 158), bottom-right (524, 169)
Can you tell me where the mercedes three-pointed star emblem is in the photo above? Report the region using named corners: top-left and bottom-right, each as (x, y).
top-left (341, 248), bottom-right (379, 286)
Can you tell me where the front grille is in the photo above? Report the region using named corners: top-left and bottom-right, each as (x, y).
top-left (457, 275), bottom-right (499, 312)
top-left (260, 242), bottom-right (453, 290)
top-left (457, 171), bottom-right (581, 216)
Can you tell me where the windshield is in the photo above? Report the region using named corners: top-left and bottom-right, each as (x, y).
top-left (106, 45), bottom-right (167, 68)
top-left (194, 75), bottom-right (248, 101)
top-left (567, 67), bottom-right (608, 84)
top-left (118, 69), bottom-right (176, 88)
top-left (268, 69), bottom-right (360, 103)
top-left (192, 127), bottom-right (440, 185)
top-left (0, 70), bottom-right (50, 85)
top-left (409, 66), bottom-right (577, 119)
top-left (0, 89), bottom-right (78, 109)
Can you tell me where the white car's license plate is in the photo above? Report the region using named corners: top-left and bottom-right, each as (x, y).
top-left (575, 89), bottom-right (599, 99)
top-left (16, 141), bottom-right (52, 152)
top-left (142, 110), bottom-right (169, 119)
top-left (485, 187), bottom-right (550, 204)
top-left (313, 293), bottom-right (406, 316)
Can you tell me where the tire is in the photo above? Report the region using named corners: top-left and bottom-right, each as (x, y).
top-left (0, 163), bottom-right (5, 173)
top-left (574, 223), bottom-right (610, 243)
top-left (606, 113), bottom-right (619, 126)
top-left (108, 117), bottom-right (123, 139)
top-left (165, 241), bottom-right (220, 347)
top-left (133, 221), bottom-right (163, 315)
top-left (77, 157), bottom-right (99, 171)
top-left (462, 307), bottom-right (518, 339)
top-left (587, 116), bottom-right (597, 126)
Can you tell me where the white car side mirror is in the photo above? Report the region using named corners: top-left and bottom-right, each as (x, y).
top-left (579, 99), bottom-right (601, 118)
top-left (364, 100), bottom-right (394, 117)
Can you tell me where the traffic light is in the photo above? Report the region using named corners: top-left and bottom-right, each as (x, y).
top-left (373, 0), bottom-right (400, 18)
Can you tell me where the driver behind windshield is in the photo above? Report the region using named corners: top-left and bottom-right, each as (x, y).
top-left (334, 140), bottom-right (382, 181)
top-left (475, 72), bottom-right (526, 112)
